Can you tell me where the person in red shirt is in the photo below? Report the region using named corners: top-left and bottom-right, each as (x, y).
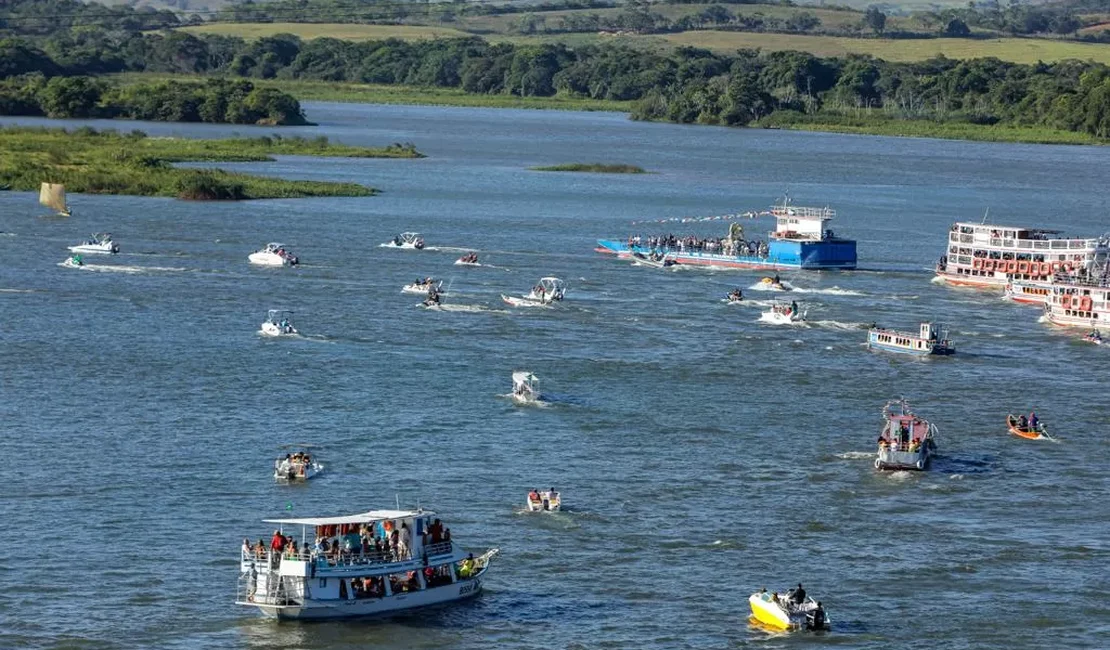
top-left (270, 530), bottom-right (286, 553)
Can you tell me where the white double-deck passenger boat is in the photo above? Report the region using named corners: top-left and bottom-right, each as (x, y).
top-left (502, 277), bottom-right (566, 307)
top-left (936, 222), bottom-right (1109, 289)
top-left (875, 398), bottom-right (937, 471)
top-left (68, 233), bottom-right (118, 254)
top-left (274, 445), bottom-right (324, 481)
top-left (249, 242), bottom-right (299, 266)
top-left (1042, 275), bottom-right (1110, 329)
top-left (381, 232), bottom-right (425, 250)
top-left (867, 322), bottom-right (954, 356)
top-left (236, 508), bottom-right (499, 620)
top-left (526, 489), bottom-right (561, 512)
top-left (260, 310), bottom-right (298, 337)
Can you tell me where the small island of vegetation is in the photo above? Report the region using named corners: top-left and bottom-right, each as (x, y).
top-left (531, 163), bottom-right (646, 173)
top-left (0, 127), bottom-right (423, 200)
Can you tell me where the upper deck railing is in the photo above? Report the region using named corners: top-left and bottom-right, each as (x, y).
top-left (949, 231), bottom-right (1104, 249)
top-left (771, 205), bottom-right (835, 221)
top-left (242, 540), bottom-right (456, 571)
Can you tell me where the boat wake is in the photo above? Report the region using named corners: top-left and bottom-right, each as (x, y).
top-left (60, 263), bottom-right (186, 274)
top-left (499, 392), bottom-right (552, 407)
top-left (747, 281), bottom-right (794, 292)
top-left (836, 451), bottom-right (874, 460)
top-left (758, 313), bottom-right (807, 326)
top-left (810, 319), bottom-right (872, 330)
top-left (791, 286), bottom-right (864, 296)
top-left (423, 303), bottom-right (508, 314)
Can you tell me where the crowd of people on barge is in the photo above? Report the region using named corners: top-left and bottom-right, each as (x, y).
top-left (627, 234), bottom-right (768, 258)
top-left (243, 518), bottom-right (454, 566)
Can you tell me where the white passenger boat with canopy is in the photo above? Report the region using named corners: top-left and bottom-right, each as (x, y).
top-left (249, 242), bottom-right (299, 266)
top-left (274, 445), bottom-right (324, 481)
top-left (40, 182), bottom-right (70, 217)
top-left (936, 222), bottom-right (1109, 289)
top-left (236, 508), bottom-right (499, 620)
top-left (260, 310), bottom-right (298, 337)
top-left (68, 233), bottom-right (118, 254)
top-left (511, 371), bottom-right (541, 404)
top-left (502, 277), bottom-right (566, 307)
top-left (875, 398), bottom-right (938, 471)
top-left (381, 232), bottom-right (425, 250)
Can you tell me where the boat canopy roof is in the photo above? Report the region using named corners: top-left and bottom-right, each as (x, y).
top-left (538, 277), bottom-right (565, 288)
top-left (265, 242), bottom-right (287, 248)
top-left (267, 309), bottom-right (294, 318)
top-left (400, 232), bottom-right (422, 239)
top-left (512, 371), bottom-right (537, 384)
top-left (264, 509), bottom-right (432, 527)
top-left (279, 443), bottom-right (319, 449)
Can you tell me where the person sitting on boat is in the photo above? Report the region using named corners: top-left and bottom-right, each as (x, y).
top-left (458, 553), bottom-right (475, 578)
top-left (1018, 414), bottom-right (1028, 430)
top-left (529, 488), bottom-right (541, 503)
top-left (1029, 412), bottom-right (1039, 430)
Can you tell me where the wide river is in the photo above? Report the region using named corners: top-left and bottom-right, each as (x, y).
top-left (2, 104), bottom-right (1108, 650)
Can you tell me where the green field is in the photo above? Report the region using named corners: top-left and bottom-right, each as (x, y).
top-left (181, 22), bottom-right (473, 41)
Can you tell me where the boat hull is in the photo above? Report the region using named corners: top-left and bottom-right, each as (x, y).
top-left (597, 239), bottom-right (855, 270)
top-left (875, 446), bottom-right (932, 471)
top-left (748, 593), bottom-right (828, 631)
top-left (260, 323), bottom-right (298, 337)
top-left (68, 243), bottom-right (117, 254)
top-left (249, 578), bottom-right (485, 621)
top-left (249, 252), bottom-right (291, 267)
top-left (1006, 416), bottom-right (1044, 440)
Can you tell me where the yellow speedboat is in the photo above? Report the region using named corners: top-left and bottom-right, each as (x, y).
top-left (748, 589), bottom-right (829, 631)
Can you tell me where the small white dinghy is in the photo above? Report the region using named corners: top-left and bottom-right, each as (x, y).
top-left (402, 278), bottom-right (442, 295)
top-left (511, 371), bottom-right (542, 404)
top-left (381, 232), bottom-right (425, 250)
top-left (760, 301), bottom-right (805, 324)
top-left (502, 277), bottom-right (566, 307)
top-left (249, 242), bottom-right (298, 266)
top-left (68, 233), bottom-right (118, 254)
top-left (260, 309), bottom-right (298, 337)
top-left (526, 488), bottom-right (561, 512)
top-left (274, 444), bottom-right (324, 482)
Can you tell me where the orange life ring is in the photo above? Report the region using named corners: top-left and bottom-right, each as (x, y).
top-left (984, 259), bottom-right (995, 272)
top-left (1062, 295), bottom-right (1073, 309)
top-left (1039, 262), bottom-right (1051, 276)
top-left (1017, 261), bottom-right (1030, 274)
top-left (972, 258), bottom-right (983, 270)
top-left (1006, 260), bottom-right (1017, 273)
top-left (1051, 261), bottom-right (1061, 272)
top-left (1080, 296), bottom-right (1093, 312)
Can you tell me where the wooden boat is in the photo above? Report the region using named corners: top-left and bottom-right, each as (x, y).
top-left (1006, 415), bottom-right (1047, 440)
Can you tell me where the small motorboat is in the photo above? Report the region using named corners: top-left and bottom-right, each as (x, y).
top-left (511, 371), bottom-right (541, 404)
top-left (260, 309), bottom-right (298, 337)
top-left (68, 232), bottom-right (118, 254)
top-left (1082, 329), bottom-right (1103, 345)
top-left (526, 488), bottom-right (561, 512)
top-left (875, 398), bottom-right (937, 471)
top-left (249, 242), bottom-right (298, 266)
top-left (61, 254), bottom-right (83, 268)
top-left (867, 322), bottom-right (954, 356)
top-left (631, 250), bottom-right (675, 268)
top-left (725, 288), bottom-right (744, 304)
top-left (760, 276), bottom-right (789, 291)
top-left (502, 277), bottom-right (566, 307)
top-left (761, 301), bottom-right (805, 324)
top-left (455, 253), bottom-right (480, 266)
top-left (402, 278), bottom-right (442, 295)
top-left (749, 587), bottom-right (829, 631)
top-left (273, 445), bottom-right (323, 482)
top-left (381, 232), bottom-right (425, 250)
top-left (1007, 414), bottom-right (1050, 440)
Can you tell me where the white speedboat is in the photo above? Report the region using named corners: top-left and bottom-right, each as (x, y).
top-left (455, 253), bottom-right (480, 266)
top-left (249, 243), bottom-right (298, 266)
top-left (274, 445), bottom-right (324, 482)
top-left (260, 310), bottom-right (298, 337)
top-left (61, 254), bottom-right (84, 268)
top-left (526, 489), bottom-right (561, 512)
top-left (749, 587), bottom-right (829, 631)
top-left (236, 507), bottom-right (499, 620)
top-left (502, 277), bottom-right (566, 307)
top-left (381, 232), bottom-right (425, 250)
top-left (761, 301), bottom-right (805, 324)
top-left (402, 278), bottom-right (442, 295)
top-left (511, 371), bottom-right (542, 404)
top-left (68, 232), bottom-right (118, 254)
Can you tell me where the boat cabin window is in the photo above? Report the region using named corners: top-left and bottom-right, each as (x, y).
top-left (353, 576), bottom-right (385, 599)
top-left (388, 571), bottom-right (423, 594)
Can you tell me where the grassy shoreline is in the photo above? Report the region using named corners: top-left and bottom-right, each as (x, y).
top-left (109, 74), bottom-right (1102, 146)
top-left (0, 127), bottom-right (423, 200)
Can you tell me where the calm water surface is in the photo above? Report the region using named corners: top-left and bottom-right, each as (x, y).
top-left (1, 105), bottom-right (1108, 650)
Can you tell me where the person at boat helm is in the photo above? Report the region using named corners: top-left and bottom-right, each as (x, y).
top-left (1018, 414), bottom-right (1028, 430)
top-left (792, 583), bottom-right (806, 604)
top-left (529, 488), bottom-right (541, 502)
top-left (1029, 412), bottom-right (1039, 430)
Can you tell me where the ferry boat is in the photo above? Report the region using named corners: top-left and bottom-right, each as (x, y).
top-left (867, 322), bottom-right (954, 357)
top-left (1042, 276), bottom-right (1110, 328)
top-left (935, 222), bottom-right (1108, 289)
top-left (236, 508), bottom-right (499, 620)
top-left (1004, 279), bottom-right (1052, 305)
top-left (596, 198), bottom-right (856, 270)
top-left (748, 587), bottom-right (829, 631)
top-left (875, 398), bottom-right (937, 471)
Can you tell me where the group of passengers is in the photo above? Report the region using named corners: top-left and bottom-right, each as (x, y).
top-left (245, 519), bottom-right (455, 567)
top-left (281, 451), bottom-right (311, 466)
top-left (627, 234), bottom-right (768, 258)
top-left (1015, 412), bottom-right (1040, 432)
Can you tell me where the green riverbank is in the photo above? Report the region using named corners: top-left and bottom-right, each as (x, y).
top-left (0, 127), bottom-right (423, 200)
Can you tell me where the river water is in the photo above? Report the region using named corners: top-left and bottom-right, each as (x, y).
top-left (1, 104), bottom-right (1108, 650)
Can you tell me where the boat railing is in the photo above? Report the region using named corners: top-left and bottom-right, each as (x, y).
top-left (983, 236), bottom-right (1102, 250)
top-left (771, 206), bottom-right (835, 220)
top-left (242, 541), bottom-right (457, 571)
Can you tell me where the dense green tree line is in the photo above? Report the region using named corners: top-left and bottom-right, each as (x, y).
top-left (5, 28), bottom-right (1110, 137)
top-left (0, 73), bottom-right (308, 125)
top-left (0, 0), bottom-right (179, 36)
